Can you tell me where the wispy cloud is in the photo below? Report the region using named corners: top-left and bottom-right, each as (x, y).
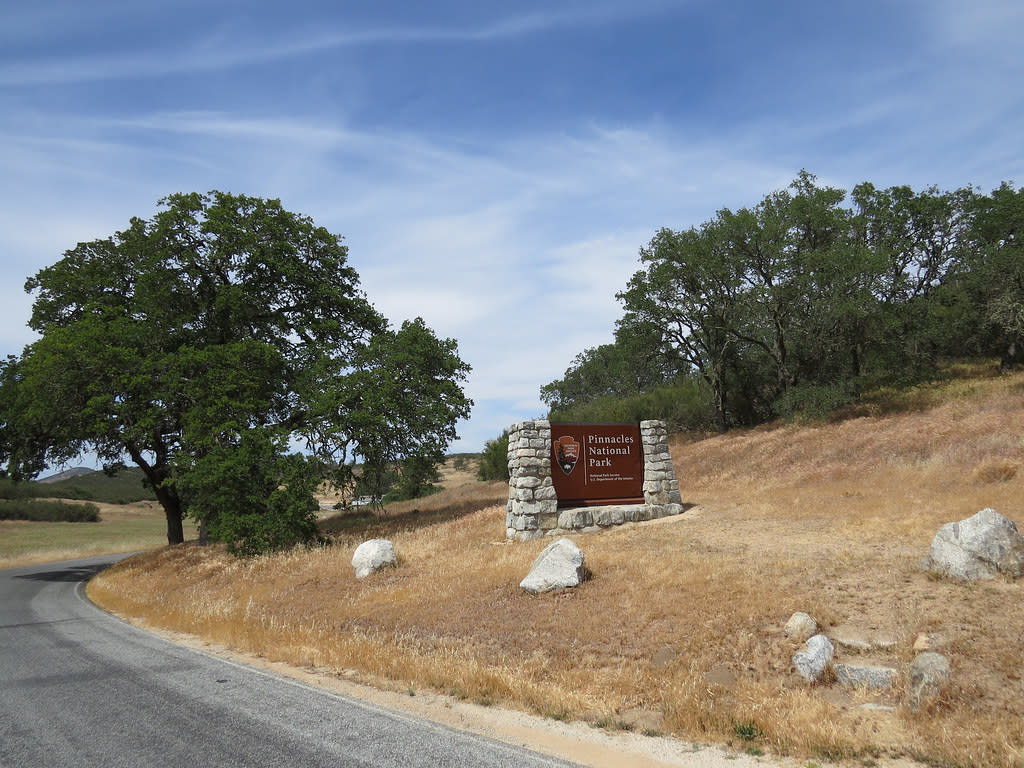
top-left (2, 0), bottom-right (1020, 454)
top-left (0, 1), bottom-right (688, 87)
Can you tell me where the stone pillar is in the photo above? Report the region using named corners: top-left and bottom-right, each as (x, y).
top-left (506, 420), bottom-right (557, 541)
top-left (641, 420), bottom-right (683, 514)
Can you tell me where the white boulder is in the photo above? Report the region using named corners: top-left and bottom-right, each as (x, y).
top-left (922, 508), bottom-right (1024, 581)
top-left (793, 634), bottom-right (834, 683)
top-left (520, 538), bottom-right (586, 594)
top-left (352, 539), bottom-right (397, 579)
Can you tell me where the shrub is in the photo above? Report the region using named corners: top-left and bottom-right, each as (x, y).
top-left (0, 478), bottom-right (46, 500)
top-left (477, 431), bottom-right (510, 482)
top-left (0, 499), bottom-right (100, 522)
top-left (548, 378), bottom-right (717, 432)
top-left (773, 383), bottom-right (856, 422)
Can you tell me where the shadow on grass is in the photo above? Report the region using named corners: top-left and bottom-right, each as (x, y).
top-left (320, 492), bottom-right (507, 544)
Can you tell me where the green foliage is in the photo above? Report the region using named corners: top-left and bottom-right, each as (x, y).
top-left (476, 431), bottom-right (510, 482)
top-left (732, 720), bottom-right (763, 742)
top-left (541, 321), bottom-right (684, 413)
top-left (1, 191), bottom-right (472, 554)
top-left (772, 383), bottom-right (856, 423)
top-left (0, 469), bottom-right (154, 504)
top-left (0, 499), bottom-right (100, 522)
top-left (325, 317), bottom-right (473, 504)
top-left (0, 477), bottom-right (46, 500)
top-left (44, 468), bottom-right (156, 504)
top-left (178, 430), bottom-right (322, 557)
top-left (383, 453), bottom-right (443, 502)
top-left (382, 483), bottom-right (441, 505)
top-left (559, 172), bottom-right (1022, 432)
top-left (549, 378), bottom-right (716, 432)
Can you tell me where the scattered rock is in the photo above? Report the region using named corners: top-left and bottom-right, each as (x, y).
top-left (793, 634), bottom-right (834, 682)
top-left (857, 703), bottom-right (896, 713)
top-left (921, 508), bottom-right (1024, 581)
top-left (520, 538), bottom-right (586, 594)
top-left (908, 652), bottom-right (951, 711)
top-left (913, 632), bottom-right (945, 652)
top-left (783, 611), bottom-right (818, 642)
top-left (351, 539), bottom-right (397, 579)
top-left (651, 645), bottom-right (677, 668)
top-left (830, 625), bottom-right (899, 652)
top-left (703, 665), bottom-right (737, 689)
top-left (618, 707), bottom-right (663, 733)
top-left (833, 663), bottom-right (898, 691)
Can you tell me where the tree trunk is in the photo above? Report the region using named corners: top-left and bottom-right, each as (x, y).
top-left (165, 508), bottom-right (185, 545)
top-left (124, 443), bottom-right (184, 545)
top-left (154, 485), bottom-right (185, 545)
top-left (1001, 340), bottom-right (1020, 373)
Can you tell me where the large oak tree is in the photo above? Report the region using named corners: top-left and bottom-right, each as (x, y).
top-left (1, 191), bottom-right (472, 550)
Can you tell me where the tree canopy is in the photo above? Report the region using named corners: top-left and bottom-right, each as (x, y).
top-left (544, 173), bottom-right (1022, 431)
top-left (1, 191), bottom-right (472, 552)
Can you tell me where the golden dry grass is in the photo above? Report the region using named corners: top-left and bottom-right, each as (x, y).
top-left (89, 369), bottom-right (1024, 767)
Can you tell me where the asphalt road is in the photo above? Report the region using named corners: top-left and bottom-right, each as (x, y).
top-left (0, 555), bottom-right (582, 768)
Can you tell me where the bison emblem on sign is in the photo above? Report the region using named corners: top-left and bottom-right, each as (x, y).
top-left (555, 435), bottom-right (580, 475)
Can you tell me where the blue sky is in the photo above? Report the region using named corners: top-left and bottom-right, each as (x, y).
top-left (2, 0), bottom-right (1022, 459)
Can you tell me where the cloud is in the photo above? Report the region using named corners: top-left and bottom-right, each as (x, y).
top-left (0, 1), bottom-right (692, 87)
top-left (2, 0), bottom-right (1021, 457)
top-left (0, 105), bottom-right (882, 451)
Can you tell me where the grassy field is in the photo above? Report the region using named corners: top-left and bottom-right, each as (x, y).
top-left (0, 500), bottom-right (196, 569)
top-left (82, 368), bottom-right (1024, 766)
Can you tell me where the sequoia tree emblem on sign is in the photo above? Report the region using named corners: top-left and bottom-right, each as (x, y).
top-left (555, 435), bottom-right (581, 475)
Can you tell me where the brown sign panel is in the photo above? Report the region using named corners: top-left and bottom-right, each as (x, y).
top-left (550, 424), bottom-right (644, 507)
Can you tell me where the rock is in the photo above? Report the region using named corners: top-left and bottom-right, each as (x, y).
top-left (783, 612), bottom-right (818, 642)
top-left (908, 652), bottom-right (951, 711)
top-left (351, 539), bottom-right (397, 579)
top-left (793, 634), bottom-right (834, 682)
top-left (651, 646), bottom-right (677, 668)
top-left (833, 664), bottom-right (898, 691)
top-left (913, 632), bottom-right (945, 652)
top-left (703, 665), bottom-right (737, 689)
top-left (921, 508), bottom-right (1024, 581)
top-left (857, 703), bottom-right (896, 713)
top-left (520, 537), bottom-right (586, 594)
top-left (830, 625), bottom-right (899, 652)
top-left (618, 708), bottom-right (663, 733)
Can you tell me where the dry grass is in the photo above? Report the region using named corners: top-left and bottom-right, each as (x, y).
top-left (89, 370), bottom-right (1024, 767)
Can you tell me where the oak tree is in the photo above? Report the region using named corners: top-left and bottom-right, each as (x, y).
top-left (1, 191), bottom-right (472, 551)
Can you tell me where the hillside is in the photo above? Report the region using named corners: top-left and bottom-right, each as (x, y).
top-left (89, 369), bottom-right (1024, 768)
top-left (37, 467), bottom-right (95, 484)
top-left (36, 467), bottom-right (156, 504)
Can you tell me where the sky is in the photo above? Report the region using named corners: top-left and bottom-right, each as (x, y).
top-left (2, 0), bottom-right (1023, 461)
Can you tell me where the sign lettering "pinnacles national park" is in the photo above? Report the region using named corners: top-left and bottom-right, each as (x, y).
top-left (550, 424), bottom-right (644, 506)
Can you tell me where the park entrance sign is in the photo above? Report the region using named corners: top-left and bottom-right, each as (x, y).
top-left (551, 424), bottom-right (644, 506)
top-left (506, 419), bottom-right (684, 541)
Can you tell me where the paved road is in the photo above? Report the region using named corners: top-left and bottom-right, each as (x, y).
top-left (0, 556), bottom-right (582, 768)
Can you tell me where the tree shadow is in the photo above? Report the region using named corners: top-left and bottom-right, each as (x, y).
top-left (16, 562), bottom-right (111, 583)
top-left (320, 495), bottom-right (505, 543)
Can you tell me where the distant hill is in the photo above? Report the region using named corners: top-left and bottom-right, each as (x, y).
top-left (39, 467), bottom-right (156, 504)
top-left (37, 467), bottom-right (96, 484)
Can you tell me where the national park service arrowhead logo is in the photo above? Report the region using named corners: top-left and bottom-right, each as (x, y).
top-left (555, 435), bottom-right (581, 475)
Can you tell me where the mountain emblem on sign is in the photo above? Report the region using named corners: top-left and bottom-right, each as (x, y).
top-left (555, 435), bottom-right (581, 475)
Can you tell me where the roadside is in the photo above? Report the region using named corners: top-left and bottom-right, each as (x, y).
top-left (101, 614), bottom-right (927, 768)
